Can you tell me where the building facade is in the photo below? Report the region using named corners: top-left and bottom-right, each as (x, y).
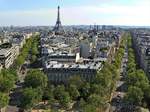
top-left (44, 61), bottom-right (101, 84)
top-left (0, 44), bottom-right (19, 68)
top-left (132, 30), bottom-right (150, 77)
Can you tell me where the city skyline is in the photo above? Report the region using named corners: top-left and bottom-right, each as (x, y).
top-left (0, 0), bottom-right (150, 26)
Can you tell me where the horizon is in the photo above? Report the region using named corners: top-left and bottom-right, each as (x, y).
top-left (1, 25), bottom-right (150, 28)
top-left (0, 0), bottom-right (150, 26)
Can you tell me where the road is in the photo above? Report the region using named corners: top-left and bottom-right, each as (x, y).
top-left (110, 46), bottom-right (128, 112)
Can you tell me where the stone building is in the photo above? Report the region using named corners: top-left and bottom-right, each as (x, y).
top-left (0, 43), bottom-right (19, 68)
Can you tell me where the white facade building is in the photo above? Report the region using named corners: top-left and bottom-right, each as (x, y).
top-left (0, 45), bottom-right (19, 68)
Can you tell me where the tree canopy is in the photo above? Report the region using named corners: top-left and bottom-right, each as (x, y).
top-left (24, 69), bottom-right (48, 89)
top-left (20, 87), bottom-right (42, 109)
top-left (0, 69), bottom-right (17, 93)
top-left (125, 86), bottom-right (144, 105)
top-left (0, 92), bottom-right (9, 109)
top-left (125, 34), bottom-right (150, 107)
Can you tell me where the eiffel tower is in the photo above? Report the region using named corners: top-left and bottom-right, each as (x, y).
top-left (53, 6), bottom-right (64, 34)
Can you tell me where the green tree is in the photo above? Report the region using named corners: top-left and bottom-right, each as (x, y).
top-left (0, 69), bottom-right (16, 93)
top-left (80, 82), bottom-right (91, 100)
top-left (54, 85), bottom-right (71, 108)
top-left (7, 69), bottom-right (18, 81)
top-left (94, 71), bottom-right (112, 88)
top-left (24, 69), bottom-right (48, 89)
top-left (0, 92), bottom-right (9, 109)
top-left (79, 98), bottom-right (86, 109)
top-left (126, 72), bottom-right (137, 86)
top-left (87, 94), bottom-right (105, 107)
top-left (90, 84), bottom-right (99, 94)
top-left (82, 104), bottom-right (97, 112)
top-left (43, 85), bottom-right (54, 104)
top-left (59, 91), bottom-right (71, 108)
top-left (0, 77), bottom-right (14, 93)
top-left (30, 35), bottom-right (40, 63)
top-left (31, 55), bottom-right (37, 63)
top-left (125, 86), bottom-right (144, 105)
top-left (67, 84), bottom-right (80, 100)
top-left (16, 55), bottom-right (25, 66)
top-left (125, 34), bottom-right (150, 107)
top-left (126, 70), bottom-right (149, 89)
top-left (143, 85), bottom-right (150, 102)
top-left (20, 87), bottom-right (42, 110)
top-left (15, 36), bottom-right (35, 67)
top-left (31, 45), bottom-right (39, 55)
top-left (54, 85), bottom-right (65, 100)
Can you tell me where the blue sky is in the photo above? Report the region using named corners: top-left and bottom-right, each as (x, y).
top-left (0, 0), bottom-right (132, 10)
top-left (0, 0), bottom-right (150, 26)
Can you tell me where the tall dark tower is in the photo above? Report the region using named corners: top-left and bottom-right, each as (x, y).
top-left (53, 6), bottom-right (64, 34)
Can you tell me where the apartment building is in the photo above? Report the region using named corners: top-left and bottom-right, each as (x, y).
top-left (0, 43), bottom-right (19, 68)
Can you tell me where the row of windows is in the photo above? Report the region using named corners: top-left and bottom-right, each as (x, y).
top-left (47, 72), bottom-right (95, 83)
top-left (47, 68), bottom-right (96, 72)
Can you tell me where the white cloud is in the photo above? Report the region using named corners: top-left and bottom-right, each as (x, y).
top-left (0, 0), bottom-right (150, 26)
